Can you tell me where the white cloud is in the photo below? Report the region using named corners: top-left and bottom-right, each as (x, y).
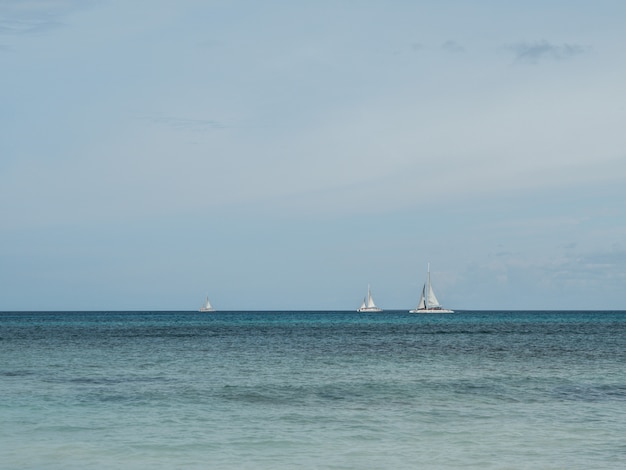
top-left (0, 0), bottom-right (97, 35)
top-left (509, 40), bottom-right (587, 63)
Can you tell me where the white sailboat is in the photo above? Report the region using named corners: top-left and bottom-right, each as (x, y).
top-left (199, 296), bottom-right (216, 312)
top-left (409, 264), bottom-right (453, 313)
top-left (357, 285), bottom-right (383, 312)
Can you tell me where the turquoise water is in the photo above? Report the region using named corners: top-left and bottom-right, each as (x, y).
top-left (1, 311), bottom-right (625, 469)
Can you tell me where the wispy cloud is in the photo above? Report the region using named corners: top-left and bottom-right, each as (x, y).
top-left (545, 248), bottom-right (626, 290)
top-left (0, 0), bottom-right (95, 36)
top-left (441, 40), bottom-right (465, 54)
top-left (145, 116), bottom-right (227, 133)
top-left (0, 18), bottom-right (64, 35)
top-left (510, 40), bottom-right (587, 63)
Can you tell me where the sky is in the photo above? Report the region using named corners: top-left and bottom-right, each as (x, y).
top-left (1, 0), bottom-right (626, 311)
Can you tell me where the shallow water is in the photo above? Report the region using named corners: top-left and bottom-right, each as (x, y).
top-left (1, 311), bottom-right (625, 469)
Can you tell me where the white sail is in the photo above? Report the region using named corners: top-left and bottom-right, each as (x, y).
top-left (366, 288), bottom-right (377, 308)
top-left (426, 273), bottom-right (441, 309)
top-left (416, 286), bottom-right (426, 310)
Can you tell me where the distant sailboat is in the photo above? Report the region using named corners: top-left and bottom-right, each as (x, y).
top-left (199, 296), bottom-right (216, 312)
top-left (409, 264), bottom-right (453, 313)
top-left (357, 285), bottom-right (383, 312)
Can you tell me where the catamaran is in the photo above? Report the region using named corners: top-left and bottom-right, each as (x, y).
top-left (199, 296), bottom-right (216, 312)
top-left (410, 264), bottom-right (453, 313)
top-left (357, 285), bottom-right (383, 312)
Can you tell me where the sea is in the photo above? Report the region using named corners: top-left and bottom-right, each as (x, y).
top-left (1, 310), bottom-right (625, 469)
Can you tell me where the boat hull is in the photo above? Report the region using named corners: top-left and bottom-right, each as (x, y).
top-left (199, 308), bottom-right (216, 312)
top-left (409, 308), bottom-right (454, 314)
top-left (357, 307), bottom-right (383, 313)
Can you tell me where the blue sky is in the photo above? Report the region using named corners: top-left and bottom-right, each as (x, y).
top-left (1, 0), bottom-right (625, 310)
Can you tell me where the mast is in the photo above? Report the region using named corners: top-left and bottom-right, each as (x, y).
top-left (424, 261), bottom-right (430, 310)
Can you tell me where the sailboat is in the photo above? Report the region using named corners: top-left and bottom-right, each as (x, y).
top-left (357, 285), bottom-right (383, 312)
top-left (409, 264), bottom-right (453, 313)
top-left (199, 296), bottom-right (216, 312)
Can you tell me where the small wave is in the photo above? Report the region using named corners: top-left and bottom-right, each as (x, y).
top-left (42, 375), bottom-right (170, 385)
top-left (219, 387), bottom-right (293, 406)
top-left (552, 384), bottom-right (626, 402)
top-left (0, 370), bottom-right (34, 377)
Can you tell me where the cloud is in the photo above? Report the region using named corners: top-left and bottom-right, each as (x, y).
top-left (441, 40), bottom-right (465, 54)
top-left (145, 116), bottom-right (227, 133)
top-left (0, 18), bottom-right (64, 35)
top-left (574, 249), bottom-right (626, 270)
top-left (510, 40), bottom-right (587, 63)
top-left (543, 248), bottom-right (626, 291)
top-left (0, 0), bottom-right (96, 36)
top-left (456, 244), bottom-right (626, 309)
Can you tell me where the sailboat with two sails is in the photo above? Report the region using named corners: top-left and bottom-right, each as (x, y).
top-left (357, 285), bottom-right (383, 312)
top-left (410, 264), bottom-right (453, 313)
top-left (199, 296), bottom-right (216, 312)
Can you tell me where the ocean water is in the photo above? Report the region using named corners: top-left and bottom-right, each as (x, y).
top-left (1, 311), bottom-right (625, 469)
